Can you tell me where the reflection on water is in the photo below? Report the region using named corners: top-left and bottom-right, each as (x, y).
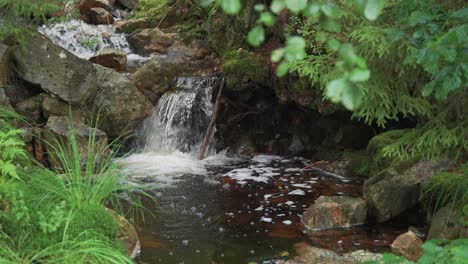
top-left (119, 154), bottom-right (409, 264)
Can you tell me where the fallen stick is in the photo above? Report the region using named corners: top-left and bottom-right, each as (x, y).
top-left (198, 76), bottom-right (225, 160)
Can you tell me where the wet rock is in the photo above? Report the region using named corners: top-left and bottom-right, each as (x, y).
top-left (222, 50), bottom-right (269, 92)
top-left (115, 18), bottom-right (152, 33)
top-left (79, 0), bottom-right (110, 14)
top-left (42, 95), bottom-right (87, 124)
top-left (14, 94), bottom-right (47, 124)
top-left (89, 48), bottom-right (127, 71)
top-left (132, 58), bottom-right (185, 104)
top-left (281, 242), bottom-right (382, 264)
top-left (12, 35), bottom-right (97, 104)
top-left (302, 196), bottom-right (367, 230)
top-left (91, 65), bottom-right (152, 137)
top-left (363, 159), bottom-right (453, 223)
top-left (86, 7), bottom-right (114, 25)
top-left (166, 41), bottom-right (211, 62)
top-left (391, 231), bottom-right (424, 261)
top-left (428, 207), bottom-right (468, 240)
top-left (118, 0), bottom-right (139, 9)
top-left (129, 27), bottom-right (177, 54)
top-left (43, 116), bottom-right (108, 171)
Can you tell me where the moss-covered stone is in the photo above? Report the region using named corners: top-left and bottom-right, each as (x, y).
top-left (367, 129), bottom-right (419, 176)
top-left (343, 150), bottom-right (370, 178)
top-left (222, 50), bottom-right (269, 92)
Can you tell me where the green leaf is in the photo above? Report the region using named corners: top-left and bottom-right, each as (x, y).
top-left (341, 85), bottom-right (363, 110)
top-left (221, 0), bottom-right (241, 15)
top-left (284, 36), bottom-right (306, 61)
top-left (326, 38), bottom-right (340, 51)
top-left (200, 0), bottom-right (216, 7)
top-left (258, 12), bottom-right (276, 27)
top-left (364, 0), bottom-right (384, 21)
top-left (276, 62), bottom-right (290, 77)
top-left (254, 4), bottom-right (265, 12)
top-left (305, 3), bottom-right (321, 17)
top-left (349, 69), bottom-right (370, 82)
top-left (247, 26), bottom-right (265, 47)
top-left (326, 79), bottom-right (347, 103)
top-left (271, 0), bottom-right (286, 14)
top-left (315, 31), bottom-right (327, 43)
top-left (271, 48), bottom-right (285, 63)
top-left (286, 0), bottom-right (307, 14)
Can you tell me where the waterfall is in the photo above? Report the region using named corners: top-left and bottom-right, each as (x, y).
top-left (139, 76), bottom-right (219, 156)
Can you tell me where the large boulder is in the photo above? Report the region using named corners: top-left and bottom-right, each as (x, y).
top-left (118, 0), bottom-right (139, 9)
top-left (363, 159), bottom-right (453, 223)
top-left (91, 65), bottom-right (152, 137)
top-left (79, 0), bottom-right (110, 14)
top-left (115, 18), bottom-right (152, 33)
top-left (43, 116), bottom-right (108, 171)
top-left (427, 207), bottom-right (468, 240)
top-left (12, 35), bottom-right (97, 104)
top-left (132, 58), bottom-right (185, 104)
top-left (42, 95), bottom-right (87, 124)
top-left (302, 196), bottom-right (367, 230)
top-left (128, 28), bottom-right (177, 54)
top-left (0, 43), bottom-right (12, 86)
top-left (86, 7), bottom-right (114, 25)
top-left (391, 231), bottom-right (424, 262)
top-left (89, 48), bottom-right (127, 71)
top-left (222, 50), bottom-right (269, 92)
top-left (14, 94), bottom-right (47, 124)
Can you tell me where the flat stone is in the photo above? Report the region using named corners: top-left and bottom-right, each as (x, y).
top-left (391, 231), bottom-right (424, 262)
top-left (89, 48), bottom-right (127, 71)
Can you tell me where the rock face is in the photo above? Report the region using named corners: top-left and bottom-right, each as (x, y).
top-left (302, 196), bottom-right (367, 230)
top-left (14, 94), bottom-right (47, 123)
top-left (363, 159), bottom-right (453, 222)
top-left (132, 58), bottom-right (185, 104)
top-left (222, 50), bottom-right (269, 92)
top-left (129, 28), bottom-right (176, 54)
top-left (428, 207), bottom-right (468, 240)
top-left (391, 231), bottom-right (424, 262)
top-left (43, 116), bottom-right (108, 171)
top-left (91, 65), bottom-right (152, 137)
top-left (79, 0), bottom-right (110, 14)
top-left (115, 18), bottom-right (152, 33)
top-left (12, 35), bottom-right (97, 104)
top-left (118, 0), bottom-right (138, 9)
top-left (89, 49), bottom-right (127, 71)
top-left (0, 88), bottom-right (13, 111)
top-left (87, 7), bottom-right (114, 24)
top-left (0, 43), bottom-right (12, 86)
top-left (42, 95), bottom-right (87, 124)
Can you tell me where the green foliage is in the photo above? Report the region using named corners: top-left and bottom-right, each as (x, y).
top-left (68, 204), bottom-right (121, 241)
top-left (0, 0), bottom-right (60, 44)
top-left (422, 164), bottom-right (468, 214)
top-left (222, 50), bottom-right (269, 91)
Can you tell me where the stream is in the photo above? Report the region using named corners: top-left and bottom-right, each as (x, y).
top-left (41, 19), bottom-right (409, 264)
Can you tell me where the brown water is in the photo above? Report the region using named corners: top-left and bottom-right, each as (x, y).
top-left (122, 154), bottom-right (409, 264)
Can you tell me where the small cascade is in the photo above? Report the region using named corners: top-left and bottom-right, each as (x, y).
top-left (39, 19), bottom-right (153, 66)
top-left (140, 76), bottom-right (219, 155)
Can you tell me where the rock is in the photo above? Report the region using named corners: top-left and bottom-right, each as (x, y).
top-left (132, 58), bottom-right (185, 104)
top-left (0, 88), bottom-right (13, 111)
top-left (118, 0), bottom-right (138, 9)
top-left (391, 231), bottom-right (424, 261)
top-left (222, 50), bottom-right (269, 92)
top-left (86, 7), bottom-right (114, 25)
top-left (0, 43), bottom-right (13, 86)
top-left (165, 41), bottom-right (211, 62)
top-left (428, 207), bottom-right (468, 240)
top-left (129, 28), bottom-right (176, 54)
top-left (302, 196), bottom-right (367, 230)
top-left (91, 65), bottom-right (152, 137)
top-left (12, 35), bottom-right (97, 104)
top-left (363, 159), bottom-right (453, 223)
top-left (89, 48), bottom-right (127, 71)
top-left (280, 242), bottom-right (382, 264)
top-left (114, 18), bottom-right (152, 33)
top-left (43, 116), bottom-right (108, 171)
top-left (79, 0), bottom-right (110, 14)
top-left (42, 95), bottom-right (87, 124)
top-left (14, 94), bottom-right (47, 124)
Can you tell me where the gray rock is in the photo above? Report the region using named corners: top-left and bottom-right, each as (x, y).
top-left (91, 65), bottom-right (152, 137)
top-left (118, 0), bottom-right (138, 9)
top-left (14, 94), bottom-right (47, 124)
top-left (302, 196), bottom-right (367, 230)
top-left (0, 87), bottom-right (13, 111)
top-left (43, 116), bottom-right (108, 171)
top-left (12, 35), bottom-right (97, 104)
top-left (428, 207), bottom-right (468, 240)
top-left (89, 48), bottom-right (127, 71)
top-left (129, 28), bottom-right (176, 54)
top-left (115, 18), bottom-right (152, 33)
top-left (0, 43), bottom-right (12, 86)
top-left (79, 0), bottom-right (110, 14)
top-left (86, 7), bottom-right (114, 25)
top-left (363, 159), bottom-right (453, 222)
top-left (42, 95), bottom-right (87, 124)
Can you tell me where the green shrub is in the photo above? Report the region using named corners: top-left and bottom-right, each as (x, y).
top-left (68, 204), bottom-right (120, 241)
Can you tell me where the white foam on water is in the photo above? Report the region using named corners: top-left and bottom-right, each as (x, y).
top-left (288, 189), bottom-right (306, 196)
top-left (252, 155), bottom-right (281, 163)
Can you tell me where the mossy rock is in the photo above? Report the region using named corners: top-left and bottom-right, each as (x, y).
top-left (367, 129), bottom-right (419, 176)
top-left (222, 50), bottom-right (269, 92)
top-left (343, 150), bottom-right (370, 178)
top-left (68, 204), bottom-right (121, 241)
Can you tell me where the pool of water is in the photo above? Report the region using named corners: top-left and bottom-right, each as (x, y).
top-left (120, 153), bottom-right (409, 264)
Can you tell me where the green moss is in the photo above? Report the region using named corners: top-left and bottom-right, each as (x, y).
top-left (343, 150), bottom-right (370, 178)
top-left (422, 163), bottom-right (468, 213)
top-left (68, 204), bottom-right (121, 241)
top-left (222, 51), bottom-right (269, 91)
top-left (366, 129), bottom-right (419, 176)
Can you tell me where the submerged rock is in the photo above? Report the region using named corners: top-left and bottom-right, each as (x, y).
top-left (43, 116), bottom-right (108, 171)
top-left (391, 231), bottom-right (424, 262)
top-left (302, 196), bottom-right (367, 230)
top-left (363, 159), bottom-right (453, 223)
top-left (12, 35), bottom-right (97, 104)
top-left (89, 48), bottom-right (127, 71)
top-left (91, 65), bottom-right (152, 137)
top-left (428, 206), bottom-right (468, 240)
